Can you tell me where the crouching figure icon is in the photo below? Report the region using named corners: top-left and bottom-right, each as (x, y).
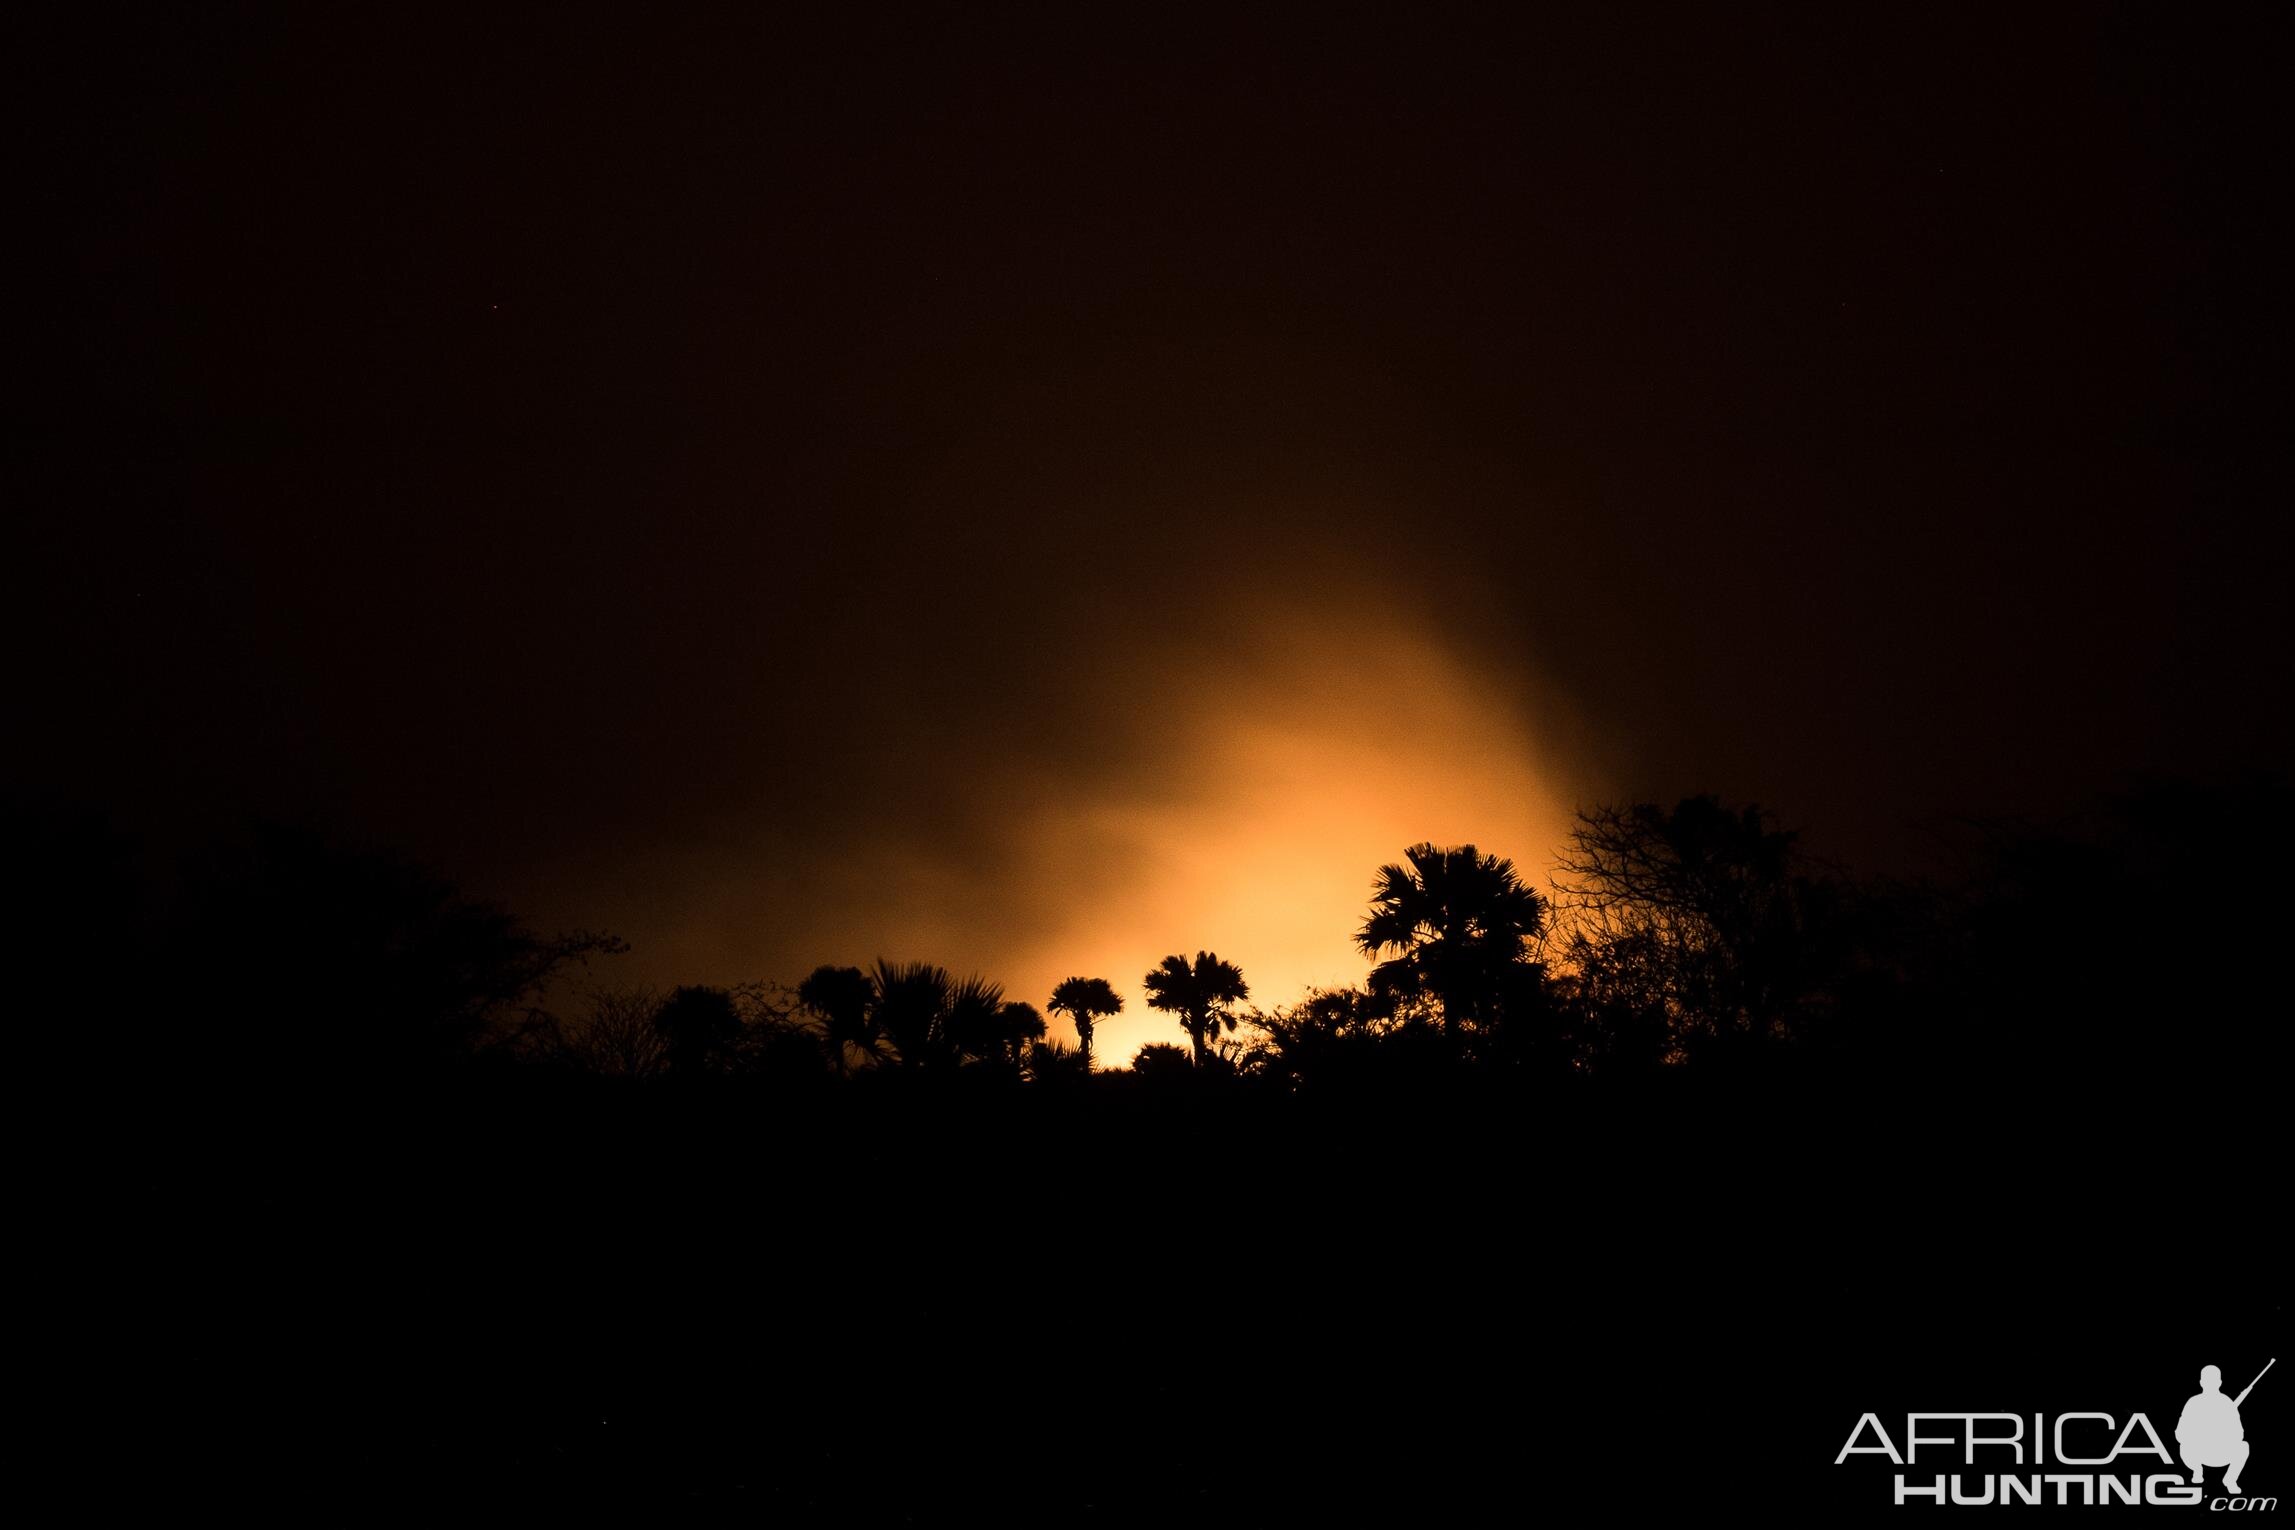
top-left (2178, 1364), bottom-right (2250, 1497)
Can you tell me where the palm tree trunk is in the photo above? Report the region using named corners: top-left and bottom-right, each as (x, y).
top-left (1188, 1015), bottom-right (1207, 1069)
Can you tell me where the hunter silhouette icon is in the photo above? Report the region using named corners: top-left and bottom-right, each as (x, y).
top-left (2180, 1359), bottom-right (2273, 1496)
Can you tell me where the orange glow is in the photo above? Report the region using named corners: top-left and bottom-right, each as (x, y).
top-left (992, 611), bottom-right (1581, 1064)
top-left (554, 596), bottom-right (1589, 1065)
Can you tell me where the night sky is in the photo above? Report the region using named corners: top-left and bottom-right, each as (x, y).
top-left (20, 6), bottom-right (2283, 1061)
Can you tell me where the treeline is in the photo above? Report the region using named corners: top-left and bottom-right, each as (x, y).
top-left (25, 775), bottom-right (2285, 1105)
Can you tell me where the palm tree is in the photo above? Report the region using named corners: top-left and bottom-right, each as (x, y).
top-left (1142, 951), bottom-right (1249, 1069)
top-left (1356, 842), bottom-right (1544, 1036)
top-left (869, 960), bottom-right (1004, 1069)
top-left (797, 963), bottom-right (880, 1075)
top-left (1047, 976), bottom-right (1124, 1072)
top-left (960, 1000), bottom-right (1046, 1071)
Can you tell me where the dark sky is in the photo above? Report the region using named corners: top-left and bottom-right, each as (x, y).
top-left (18, 5), bottom-right (2285, 1048)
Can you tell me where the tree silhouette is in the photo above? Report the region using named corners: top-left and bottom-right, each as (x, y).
top-left (1551, 797), bottom-right (1821, 1065)
top-left (798, 964), bottom-right (881, 1075)
top-left (1142, 951), bottom-right (1249, 1069)
top-left (870, 960), bottom-right (1003, 1070)
top-left (1047, 976), bottom-right (1124, 1072)
top-left (540, 984), bottom-right (669, 1078)
top-left (1356, 842), bottom-right (1544, 1039)
top-left (1247, 987), bottom-right (1397, 1094)
top-left (995, 1001), bottom-right (1047, 1069)
top-left (175, 821), bottom-right (624, 1085)
top-left (656, 984), bottom-right (743, 1076)
top-left (950, 999), bottom-right (1046, 1071)
top-left (724, 982), bottom-right (830, 1082)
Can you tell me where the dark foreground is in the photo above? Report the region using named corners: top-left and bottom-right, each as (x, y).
top-left (89, 1069), bottom-right (2281, 1524)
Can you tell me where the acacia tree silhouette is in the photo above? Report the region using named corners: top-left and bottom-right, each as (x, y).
top-left (1047, 976), bottom-right (1124, 1072)
top-left (544, 984), bottom-right (669, 1078)
top-left (1143, 952), bottom-right (1249, 1069)
top-left (1356, 843), bottom-right (1545, 1039)
top-left (174, 821), bottom-right (625, 1086)
top-left (1551, 797), bottom-right (1819, 1064)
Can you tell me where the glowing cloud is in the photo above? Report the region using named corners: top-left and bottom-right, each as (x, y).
top-left (985, 606), bottom-right (1580, 1062)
